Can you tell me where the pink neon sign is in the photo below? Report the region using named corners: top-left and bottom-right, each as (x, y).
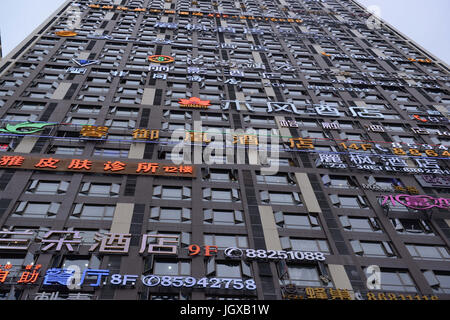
top-left (381, 194), bottom-right (450, 210)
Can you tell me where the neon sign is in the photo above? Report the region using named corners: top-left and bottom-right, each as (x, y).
top-left (148, 55), bottom-right (175, 64)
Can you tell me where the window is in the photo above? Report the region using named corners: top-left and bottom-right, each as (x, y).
top-left (204, 210), bottom-right (244, 225)
top-left (93, 148), bottom-right (129, 158)
top-left (406, 244), bottom-right (450, 261)
top-left (15, 102), bottom-right (45, 111)
top-left (150, 207), bottom-right (191, 223)
top-left (148, 293), bottom-right (190, 300)
top-left (340, 216), bottom-right (382, 233)
top-left (109, 107), bottom-right (139, 117)
top-left (330, 195), bottom-right (368, 209)
top-left (74, 229), bottom-right (107, 244)
top-left (204, 234), bottom-right (248, 249)
top-left (151, 259), bottom-right (190, 276)
top-left (49, 146), bottom-right (84, 155)
top-left (13, 202), bottom-right (60, 218)
top-left (70, 105), bottom-right (101, 114)
top-left (0, 255), bottom-right (36, 277)
top-left (256, 173), bottom-right (293, 185)
top-left (203, 169), bottom-right (236, 182)
top-left (214, 261), bottom-right (252, 278)
top-left (67, 117), bottom-right (96, 125)
top-left (366, 269), bottom-right (417, 293)
top-left (79, 183), bottom-right (120, 197)
top-left (281, 237), bottom-right (330, 254)
top-left (152, 186), bottom-right (191, 200)
top-left (424, 271), bottom-right (450, 294)
top-left (322, 175), bottom-right (357, 188)
top-left (281, 265), bottom-right (332, 287)
top-left (203, 188), bottom-right (240, 202)
top-left (26, 180), bottom-right (68, 195)
top-left (351, 240), bottom-right (396, 257)
top-left (260, 191), bottom-right (302, 205)
top-left (391, 219), bottom-right (434, 235)
top-left (71, 204), bottom-right (115, 221)
top-left (61, 255), bottom-right (100, 271)
top-left (275, 212), bottom-right (320, 230)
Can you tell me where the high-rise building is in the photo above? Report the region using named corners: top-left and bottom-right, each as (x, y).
top-left (0, 0), bottom-right (448, 302)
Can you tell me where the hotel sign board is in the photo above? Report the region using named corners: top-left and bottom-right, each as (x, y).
top-left (415, 175), bottom-right (450, 189)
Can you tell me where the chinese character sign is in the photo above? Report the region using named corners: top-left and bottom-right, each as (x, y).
top-left (381, 194), bottom-right (450, 210)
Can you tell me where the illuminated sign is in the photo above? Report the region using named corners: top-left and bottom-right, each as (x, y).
top-left (415, 175), bottom-right (450, 188)
top-left (412, 115), bottom-right (450, 124)
top-left (362, 184), bottom-right (419, 194)
top-left (72, 59), bottom-right (100, 67)
top-left (0, 264), bottom-right (41, 285)
top-left (365, 292), bottom-right (438, 300)
top-left (66, 67), bottom-right (87, 74)
top-left (338, 142), bottom-right (450, 158)
top-left (55, 31), bottom-right (78, 37)
top-left (289, 138), bottom-right (315, 150)
top-left (142, 275), bottom-right (256, 290)
top-left (80, 125), bottom-right (108, 138)
top-left (279, 120), bottom-right (299, 128)
top-left (281, 285), bottom-right (438, 300)
top-left (380, 194), bottom-right (450, 210)
top-left (321, 122), bottom-right (340, 130)
top-left (223, 247), bottom-right (326, 262)
top-left (179, 97), bottom-right (211, 108)
top-left (148, 55), bottom-right (175, 64)
top-left (0, 155), bottom-right (196, 177)
top-left (86, 34), bottom-right (114, 40)
top-left (86, 5), bottom-right (304, 24)
top-left (281, 285), bottom-right (352, 300)
top-left (32, 292), bottom-right (95, 300)
top-left (314, 153), bottom-right (450, 176)
top-left (37, 267), bottom-right (257, 291)
top-left (0, 122), bottom-right (58, 134)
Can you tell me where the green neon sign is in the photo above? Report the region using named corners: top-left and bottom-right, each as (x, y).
top-left (0, 122), bottom-right (57, 134)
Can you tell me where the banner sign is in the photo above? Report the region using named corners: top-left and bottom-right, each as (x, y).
top-left (380, 194), bottom-right (450, 210)
top-left (0, 155), bottom-right (196, 177)
top-left (415, 175), bottom-right (450, 188)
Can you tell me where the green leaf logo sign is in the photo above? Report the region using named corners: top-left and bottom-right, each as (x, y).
top-left (0, 122), bottom-right (57, 135)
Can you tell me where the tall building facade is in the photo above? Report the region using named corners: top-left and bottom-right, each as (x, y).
top-left (0, 0), bottom-right (449, 301)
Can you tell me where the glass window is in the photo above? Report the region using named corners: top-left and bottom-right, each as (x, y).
top-left (289, 238), bottom-right (329, 253)
top-left (161, 187), bottom-right (182, 200)
top-left (373, 270), bottom-right (417, 293)
top-left (72, 204), bottom-right (115, 220)
top-left (360, 242), bottom-right (390, 257)
top-left (153, 260), bottom-right (190, 276)
top-left (204, 210), bottom-right (242, 225)
top-left (283, 265), bottom-right (331, 287)
top-left (393, 219), bottom-right (435, 235)
top-left (204, 234), bottom-right (248, 249)
top-left (211, 190), bottom-right (232, 202)
top-left (282, 213), bottom-right (320, 230)
top-left (93, 148), bottom-right (129, 158)
top-left (431, 273), bottom-right (450, 294)
top-left (256, 173), bottom-right (289, 185)
top-left (216, 261), bottom-right (244, 278)
top-left (27, 181), bottom-right (60, 194)
top-left (208, 170), bottom-right (232, 182)
top-left (406, 244), bottom-right (450, 261)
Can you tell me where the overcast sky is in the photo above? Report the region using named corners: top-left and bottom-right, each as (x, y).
top-left (0, 0), bottom-right (449, 65)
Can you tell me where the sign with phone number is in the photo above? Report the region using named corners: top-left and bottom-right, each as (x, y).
top-left (224, 248), bottom-right (326, 262)
top-left (141, 275), bottom-right (256, 290)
